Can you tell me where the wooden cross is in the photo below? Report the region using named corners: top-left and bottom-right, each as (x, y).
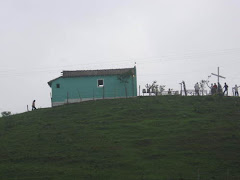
top-left (211, 67), bottom-right (226, 85)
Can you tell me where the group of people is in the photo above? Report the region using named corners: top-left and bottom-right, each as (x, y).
top-left (194, 82), bottom-right (240, 96)
top-left (210, 82), bottom-right (224, 95)
top-left (210, 83), bottom-right (239, 96)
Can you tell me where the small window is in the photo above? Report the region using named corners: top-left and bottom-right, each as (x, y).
top-left (56, 84), bottom-right (60, 88)
top-left (98, 79), bottom-right (104, 87)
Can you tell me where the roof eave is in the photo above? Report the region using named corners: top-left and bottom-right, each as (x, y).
top-left (47, 76), bottom-right (62, 87)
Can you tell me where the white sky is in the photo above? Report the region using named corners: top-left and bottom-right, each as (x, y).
top-left (0, 0), bottom-right (240, 114)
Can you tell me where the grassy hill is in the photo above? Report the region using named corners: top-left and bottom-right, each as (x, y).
top-left (0, 96), bottom-right (240, 180)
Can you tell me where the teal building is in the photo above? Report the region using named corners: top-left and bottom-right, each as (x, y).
top-left (48, 67), bottom-right (137, 106)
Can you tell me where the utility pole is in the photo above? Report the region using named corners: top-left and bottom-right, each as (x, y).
top-left (211, 67), bottom-right (226, 85)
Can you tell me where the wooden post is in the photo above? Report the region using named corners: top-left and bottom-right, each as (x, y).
top-left (183, 81), bottom-right (187, 96)
top-left (180, 83), bottom-right (183, 96)
top-left (139, 85), bottom-right (140, 96)
top-left (93, 88), bottom-right (95, 100)
top-left (211, 67), bottom-right (226, 84)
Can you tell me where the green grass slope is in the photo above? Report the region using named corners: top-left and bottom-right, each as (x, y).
top-left (1, 96), bottom-right (240, 180)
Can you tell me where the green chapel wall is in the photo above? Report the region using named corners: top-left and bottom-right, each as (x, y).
top-left (51, 74), bottom-right (137, 103)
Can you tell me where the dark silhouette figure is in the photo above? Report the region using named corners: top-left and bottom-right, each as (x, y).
top-left (218, 82), bottom-right (222, 94)
top-left (223, 82), bottom-right (228, 96)
top-left (32, 100), bottom-right (37, 110)
top-left (168, 88), bottom-right (171, 95)
top-left (212, 83), bottom-right (217, 95)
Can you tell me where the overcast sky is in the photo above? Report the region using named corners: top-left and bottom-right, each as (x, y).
top-left (0, 0), bottom-right (240, 114)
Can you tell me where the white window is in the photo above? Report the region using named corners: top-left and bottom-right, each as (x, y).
top-left (97, 79), bottom-right (104, 87)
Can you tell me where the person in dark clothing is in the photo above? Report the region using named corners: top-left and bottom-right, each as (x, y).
top-left (168, 88), bottom-right (171, 95)
top-left (223, 82), bottom-right (228, 96)
top-left (218, 82), bottom-right (222, 94)
top-left (32, 100), bottom-right (37, 110)
top-left (212, 83), bottom-right (217, 95)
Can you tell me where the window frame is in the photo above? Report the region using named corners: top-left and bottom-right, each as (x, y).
top-left (97, 79), bottom-right (104, 87)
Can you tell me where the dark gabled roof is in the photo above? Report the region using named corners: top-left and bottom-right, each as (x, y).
top-left (48, 67), bottom-right (135, 87)
top-left (47, 77), bottom-right (62, 87)
top-left (62, 67), bottom-right (134, 77)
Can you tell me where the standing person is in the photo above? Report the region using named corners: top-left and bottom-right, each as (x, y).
top-left (194, 82), bottom-right (200, 96)
top-left (218, 83), bottom-right (222, 94)
top-left (213, 83), bottom-right (217, 95)
top-left (223, 82), bottom-right (228, 96)
top-left (234, 85), bottom-right (239, 96)
top-left (168, 88), bottom-right (171, 95)
top-left (210, 83), bottom-right (214, 95)
top-left (32, 100), bottom-right (37, 110)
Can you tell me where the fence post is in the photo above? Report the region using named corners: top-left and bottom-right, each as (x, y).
top-left (139, 85), bottom-right (140, 96)
top-left (183, 81), bottom-right (187, 96)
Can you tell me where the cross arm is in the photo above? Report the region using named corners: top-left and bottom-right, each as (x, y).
top-left (211, 73), bottom-right (226, 79)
